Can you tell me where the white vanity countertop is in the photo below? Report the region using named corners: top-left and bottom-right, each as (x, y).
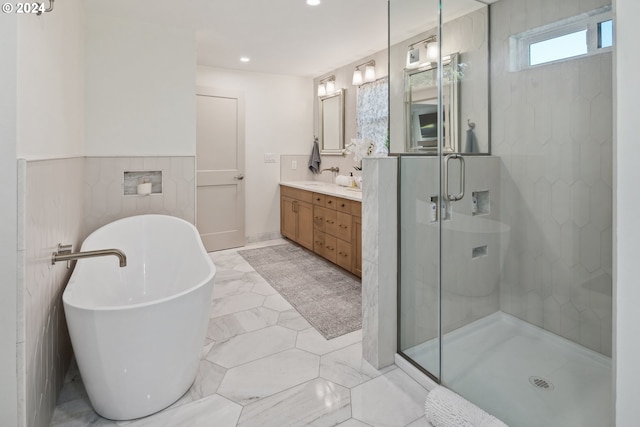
top-left (280, 181), bottom-right (363, 202)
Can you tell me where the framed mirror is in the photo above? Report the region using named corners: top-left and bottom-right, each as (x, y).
top-left (319, 89), bottom-right (345, 155)
top-left (405, 53), bottom-right (460, 153)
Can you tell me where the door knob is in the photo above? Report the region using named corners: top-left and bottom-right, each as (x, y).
top-left (234, 174), bottom-right (245, 180)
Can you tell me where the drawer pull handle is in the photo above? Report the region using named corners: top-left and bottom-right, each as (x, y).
top-left (341, 203), bottom-right (346, 207)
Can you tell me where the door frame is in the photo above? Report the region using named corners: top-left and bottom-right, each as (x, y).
top-left (195, 86), bottom-right (246, 251)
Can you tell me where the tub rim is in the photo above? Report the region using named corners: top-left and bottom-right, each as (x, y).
top-left (63, 214), bottom-right (216, 312)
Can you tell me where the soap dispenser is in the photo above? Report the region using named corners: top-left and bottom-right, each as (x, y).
top-left (349, 172), bottom-right (356, 188)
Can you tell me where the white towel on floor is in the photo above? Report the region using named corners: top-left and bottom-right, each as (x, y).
top-left (424, 386), bottom-right (508, 427)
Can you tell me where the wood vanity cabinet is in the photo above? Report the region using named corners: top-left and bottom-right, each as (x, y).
top-left (281, 185), bottom-right (362, 277)
top-left (312, 190), bottom-right (362, 278)
top-left (280, 186), bottom-right (314, 251)
top-left (351, 202), bottom-right (362, 277)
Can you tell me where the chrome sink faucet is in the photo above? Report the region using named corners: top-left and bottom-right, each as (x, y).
top-left (52, 244), bottom-right (127, 268)
top-left (320, 166), bottom-right (340, 174)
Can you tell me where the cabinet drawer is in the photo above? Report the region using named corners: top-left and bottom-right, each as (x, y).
top-left (323, 209), bottom-right (337, 236)
top-left (323, 234), bottom-right (337, 264)
top-left (336, 239), bottom-right (352, 272)
top-left (314, 230), bottom-right (325, 255)
top-left (313, 206), bottom-right (327, 231)
top-left (280, 185), bottom-right (312, 203)
top-left (336, 211), bottom-right (352, 242)
top-left (313, 193), bottom-right (325, 206)
top-left (324, 196), bottom-right (337, 210)
top-left (336, 198), bottom-right (351, 214)
top-left (351, 201), bottom-right (362, 217)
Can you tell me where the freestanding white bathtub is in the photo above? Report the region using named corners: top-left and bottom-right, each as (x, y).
top-left (63, 214), bottom-right (216, 420)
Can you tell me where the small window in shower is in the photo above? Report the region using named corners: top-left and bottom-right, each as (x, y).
top-left (529, 30), bottom-right (587, 66)
top-left (510, 5), bottom-right (612, 71)
top-left (598, 20), bottom-right (613, 49)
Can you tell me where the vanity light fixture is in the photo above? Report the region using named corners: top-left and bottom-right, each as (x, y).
top-left (426, 38), bottom-right (439, 60)
top-left (306, 0), bottom-right (320, 5)
top-left (351, 60), bottom-right (375, 86)
top-left (240, 56), bottom-right (251, 63)
top-left (325, 79), bottom-right (335, 93)
top-left (364, 64), bottom-right (376, 82)
top-left (318, 75), bottom-right (336, 97)
top-left (352, 69), bottom-right (363, 86)
top-left (407, 35), bottom-right (438, 68)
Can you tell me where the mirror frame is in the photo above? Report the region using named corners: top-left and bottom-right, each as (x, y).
top-left (319, 89), bottom-right (345, 155)
top-left (404, 53), bottom-right (460, 153)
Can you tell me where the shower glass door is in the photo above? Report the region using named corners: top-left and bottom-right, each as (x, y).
top-left (394, 0), bottom-right (444, 382)
top-left (395, 0), bottom-right (490, 384)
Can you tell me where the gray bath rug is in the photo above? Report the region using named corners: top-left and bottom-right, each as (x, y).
top-left (237, 242), bottom-right (362, 340)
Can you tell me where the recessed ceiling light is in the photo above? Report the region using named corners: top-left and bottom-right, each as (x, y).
top-left (306, 0), bottom-right (320, 6)
top-left (240, 57), bottom-right (250, 63)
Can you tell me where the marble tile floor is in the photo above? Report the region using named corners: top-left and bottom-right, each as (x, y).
top-left (51, 239), bottom-right (433, 427)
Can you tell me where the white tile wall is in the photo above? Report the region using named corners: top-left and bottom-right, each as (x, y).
top-left (23, 158), bottom-right (84, 427)
top-left (491, 0), bottom-right (613, 355)
top-left (83, 156), bottom-right (195, 236)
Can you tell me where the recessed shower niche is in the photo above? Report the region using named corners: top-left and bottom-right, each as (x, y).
top-left (471, 190), bottom-right (489, 216)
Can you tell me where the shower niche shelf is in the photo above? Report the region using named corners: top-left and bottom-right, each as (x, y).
top-left (428, 195), bottom-right (452, 223)
top-left (472, 245), bottom-right (488, 259)
top-left (472, 190), bottom-right (490, 216)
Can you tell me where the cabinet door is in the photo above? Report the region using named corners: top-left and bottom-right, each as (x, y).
top-left (352, 215), bottom-right (362, 277)
top-left (281, 196), bottom-right (296, 241)
top-left (296, 200), bottom-right (314, 251)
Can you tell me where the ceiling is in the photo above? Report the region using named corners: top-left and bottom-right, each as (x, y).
top-left (85, 0), bottom-right (492, 78)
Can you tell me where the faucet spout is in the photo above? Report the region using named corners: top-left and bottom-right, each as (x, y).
top-left (52, 245), bottom-right (127, 267)
top-left (320, 166), bottom-right (340, 174)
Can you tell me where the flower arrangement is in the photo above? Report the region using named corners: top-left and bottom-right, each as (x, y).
top-left (345, 138), bottom-right (374, 170)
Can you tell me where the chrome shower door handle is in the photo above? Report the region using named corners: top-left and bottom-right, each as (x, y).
top-left (444, 154), bottom-right (465, 202)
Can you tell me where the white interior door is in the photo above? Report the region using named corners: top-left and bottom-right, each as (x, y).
top-left (196, 87), bottom-right (245, 252)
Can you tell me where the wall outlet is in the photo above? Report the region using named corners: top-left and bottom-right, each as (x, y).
top-left (264, 153), bottom-right (276, 163)
top-left (291, 160), bottom-right (297, 170)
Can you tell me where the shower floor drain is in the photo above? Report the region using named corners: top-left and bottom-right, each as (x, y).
top-left (529, 376), bottom-right (554, 390)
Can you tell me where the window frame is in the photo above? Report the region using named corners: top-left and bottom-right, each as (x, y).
top-left (509, 5), bottom-right (612, 72)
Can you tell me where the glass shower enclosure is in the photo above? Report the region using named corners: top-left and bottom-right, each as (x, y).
top-left (391, 1), bottom-right (613, 426)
